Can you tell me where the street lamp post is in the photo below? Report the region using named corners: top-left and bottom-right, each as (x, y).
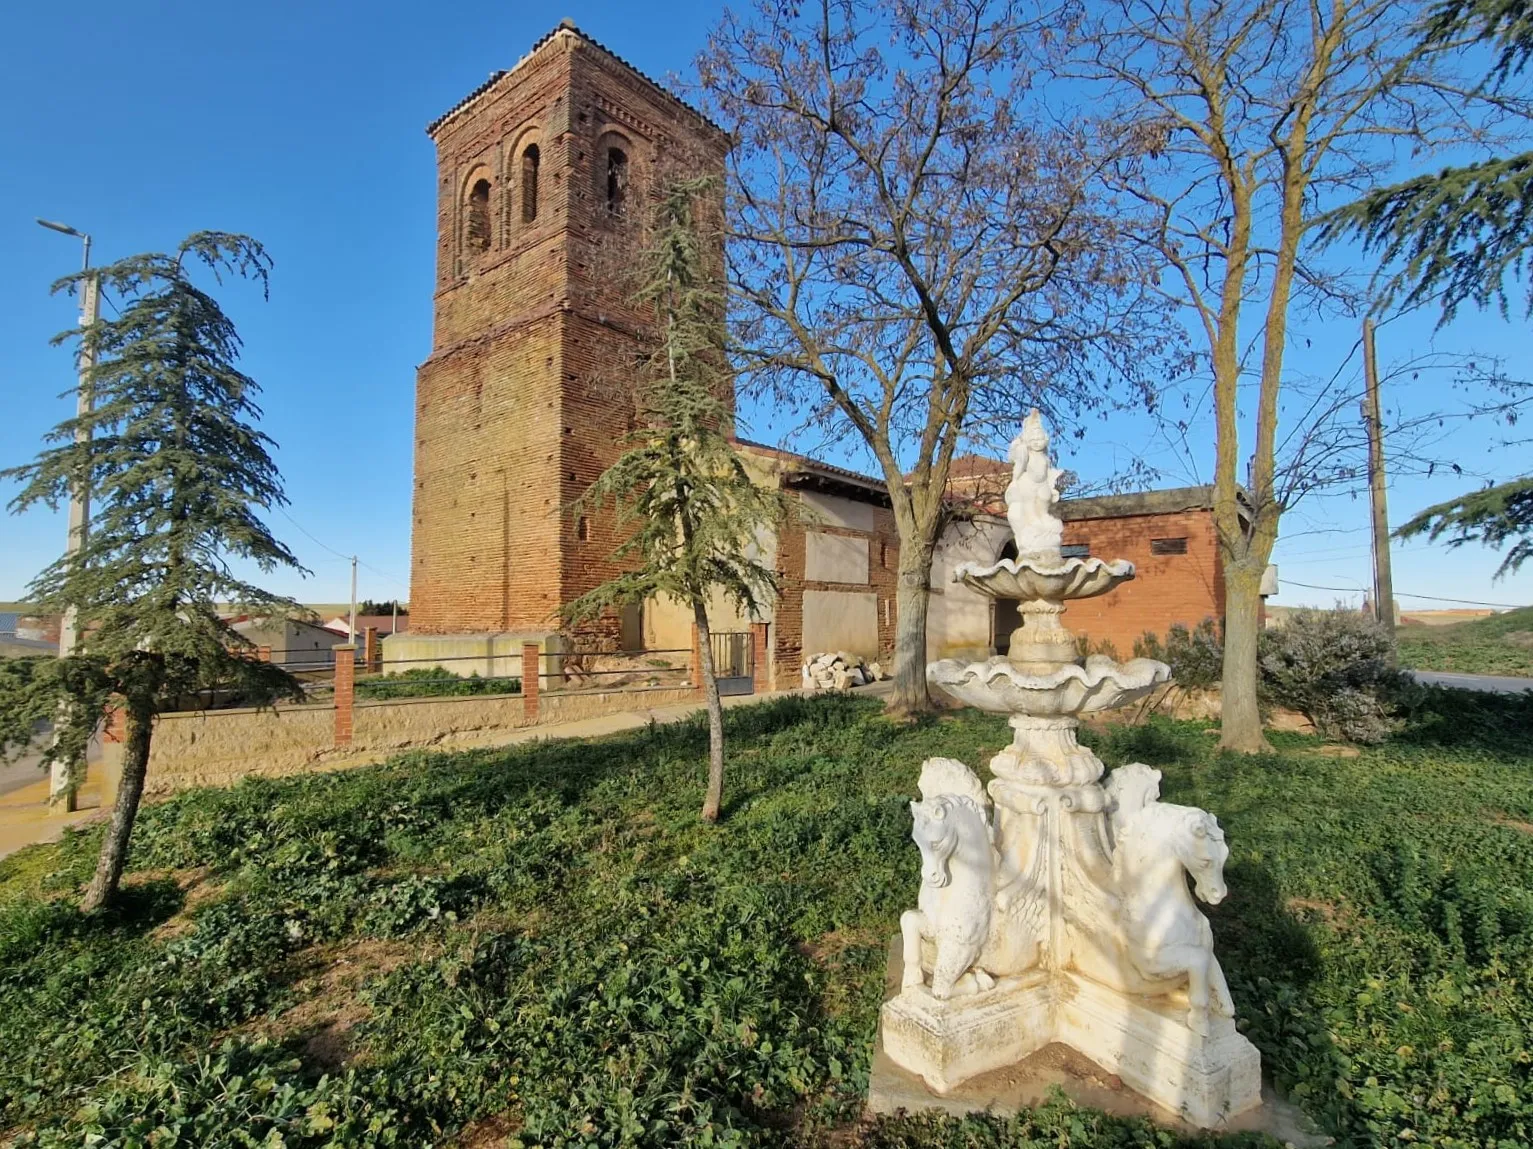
top-left (37, 218), bottom-right (99, 812)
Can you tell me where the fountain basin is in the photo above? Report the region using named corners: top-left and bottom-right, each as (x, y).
top-left (928, 654), bottom-right (1170, 716)
top-left (953, 556), bottom-right (1135, 602)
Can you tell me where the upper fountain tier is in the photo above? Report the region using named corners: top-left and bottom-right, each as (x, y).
top-left (954, 553), bottom-right (1135, 604)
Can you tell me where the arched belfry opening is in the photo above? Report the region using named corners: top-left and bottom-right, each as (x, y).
top-left (521, 144), bottom-right (540, 223)
top-left (465, 178), bottom-right (492, 252)
top-left (993, 538), bottom-right (1021, 656)
top-left (605, 146), bottom-right (628, 215)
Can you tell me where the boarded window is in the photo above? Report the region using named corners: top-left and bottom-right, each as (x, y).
top-left (521, 145), bottom-right (540, 223)
top-left (606, 147), bottom-right (628, 215)
top-left (466, 179), bottom-right (491, 252)
top-left (1061, 543), bottom-right (1090, 558)
top-left (1150, 537), bottom-right (1188, 556)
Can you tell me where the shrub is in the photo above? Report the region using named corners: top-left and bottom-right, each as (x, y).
top-left (1136, 612), bottom-right (1407, 742)
top-left (1133, 617), bottom-right (1223, 690)
top-left (1259, 608), bottom-right (1406, 744)
top-left (355, 667), bottom-right (518, 701)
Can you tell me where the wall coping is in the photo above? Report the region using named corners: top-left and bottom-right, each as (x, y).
top-left (354, 691), bottom-right (523, 710)
top-left (156, 701), bottom-right (333, 721)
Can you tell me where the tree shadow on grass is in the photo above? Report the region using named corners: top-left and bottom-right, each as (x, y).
top-left (0, 874), bottom-right (183, 959)
top-left (1391, 684), bottom-right (1533, 759)
top-left (1084, 717), bottom-right (1211, 769)
top-left (1209, 859), bottom-right (1357, 1142)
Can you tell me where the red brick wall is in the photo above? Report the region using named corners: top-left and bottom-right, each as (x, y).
top-left (1059, 510), bottom-right (1224, 657)
top-left (409, 26), bottom-right (726, 637)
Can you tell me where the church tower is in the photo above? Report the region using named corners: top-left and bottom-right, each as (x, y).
top-left (407, 22), bottom-right (728, 643)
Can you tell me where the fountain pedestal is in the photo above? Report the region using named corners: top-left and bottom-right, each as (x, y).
top-left (875, 412), bottom-right (1261, 1129)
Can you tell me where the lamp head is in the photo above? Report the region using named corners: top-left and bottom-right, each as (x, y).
top-left (36, 218), bottom-right (82, 237)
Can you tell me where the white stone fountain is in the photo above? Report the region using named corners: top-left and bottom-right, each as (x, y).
top-left (876, 411), bottom-right (1262, 1128)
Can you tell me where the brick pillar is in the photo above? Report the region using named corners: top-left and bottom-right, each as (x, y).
top-left (751, 622), bottom-right (770, 695)
top-left (691, 624), bottom-right (705, 697)
top-left (363, 626), bottom-right (382, 673)
top-left (522, 642), bottom-right (540, 723)
top-left (257, 645), bottom-right (272, 663)
top-left (333, 645), bottom-right (356, 746)
top-left (103, 704), bottom-right (127, 744)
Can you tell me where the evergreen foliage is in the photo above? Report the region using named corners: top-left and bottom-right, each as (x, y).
top-left (1342, 0), bottom-right (1533, 578)
top-left (563, 177), bottom-right (785, 821)
top-left (0, 231), bottom-right (304, 909)
top-left (358, 599), bottom-right (407, 617)
top-left (1137, 611), bottom-right (1410, 743)
top-left (3, 694), bottom-right (1533, 1145)
top-left (1396, 474), bottom-right (1533, 576)
top-left (1324, 0), bottom-right (1533, 319)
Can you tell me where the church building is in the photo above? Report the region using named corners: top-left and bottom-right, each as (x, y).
top-left (389, 21), bottom-right (1246, 690)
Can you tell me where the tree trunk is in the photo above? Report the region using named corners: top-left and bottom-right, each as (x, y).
top-left (694, 603), bottom-right (727, 823)
top-left (81, 697), bottom-right (153, 912)
top-left (1219, 561), bottom-right (1271, 754)
top-left (890, 542), bottom-right (935, 716)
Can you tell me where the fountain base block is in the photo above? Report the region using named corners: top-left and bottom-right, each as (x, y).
top-left (877, 945), bottom-right (1262, 1128)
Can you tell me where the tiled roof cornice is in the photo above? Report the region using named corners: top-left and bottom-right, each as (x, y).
top-left (427, 20), bottom-right (723, 139)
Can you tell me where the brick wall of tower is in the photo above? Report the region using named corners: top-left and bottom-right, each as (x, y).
top-left (557, 36), bottom-right (727, 641)
top-left (409, 25), bottom-right (726, 638)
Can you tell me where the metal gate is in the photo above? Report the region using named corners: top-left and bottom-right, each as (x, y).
top-left (710, 630), bottom-right (755, 696)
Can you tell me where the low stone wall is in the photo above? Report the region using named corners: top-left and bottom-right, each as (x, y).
top-left (351, 692), bottom-right (530, 754)
top-left (145, 703), bottom-right (337, 794)
top-left (141, 683), bottom-right (706, 795)
top-left (542, 684), bottom-right (697, 724)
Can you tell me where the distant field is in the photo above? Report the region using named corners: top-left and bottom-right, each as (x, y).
top-left (1397, 605), bottom-right (1533, 678)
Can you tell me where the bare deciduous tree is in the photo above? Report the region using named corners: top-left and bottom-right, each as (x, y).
top-left (699, 0), bottom-right (1179, 713)
top-left (1072, 0), bottom-right (1527, 750)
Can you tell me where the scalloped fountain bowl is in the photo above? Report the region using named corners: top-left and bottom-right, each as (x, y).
top-left (928, 654), bottom-right (1171, 716)
top-left (953, 556), bottom-right (1135, 601)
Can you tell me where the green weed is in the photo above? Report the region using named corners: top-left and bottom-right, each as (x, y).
top-left (1398, 606), bottom-right (1533, 678)
top-left (0, 693), bottom-right (1529, 1146)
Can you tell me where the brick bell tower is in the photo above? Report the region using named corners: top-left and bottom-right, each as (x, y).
top-left (402, 22), bottom-right (727, 658)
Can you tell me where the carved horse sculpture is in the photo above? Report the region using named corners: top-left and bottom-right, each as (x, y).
top-left (901, 758), bottom-right (1039, 999)
top-left (1105, 763), bottom-right (1236, 1036)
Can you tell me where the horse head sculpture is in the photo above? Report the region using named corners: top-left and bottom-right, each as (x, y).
top-left (1111, 786), bottom-right (1236, 1035)
top-left (901, 757), bottom-right (1043, 999)
top-left (1172, 807), bottom-right (1229, 905)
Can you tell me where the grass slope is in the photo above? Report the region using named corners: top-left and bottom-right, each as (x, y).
top-left (1399, 605), bottom-right (1533, 678)
top-left (2, 692), bottom-right (1532, 1148)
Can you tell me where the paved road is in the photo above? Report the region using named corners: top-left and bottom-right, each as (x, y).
top-left (1411, 670), bottom-right (1533, 694)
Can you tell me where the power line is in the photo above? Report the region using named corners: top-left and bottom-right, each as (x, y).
top-left (1280, 578), bottom-right (1526, 609)
top-left (275, 508), bottom-right (409, 591)
top-left (357, 557), bottom-right (409, 591)
top-left (276, 506), bottom-right (350, 562)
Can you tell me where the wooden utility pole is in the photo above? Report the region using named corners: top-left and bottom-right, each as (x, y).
top-left (38, 220), bottom-right (98, 812)
top-left (1362, 318), bottom-right (1395, 638)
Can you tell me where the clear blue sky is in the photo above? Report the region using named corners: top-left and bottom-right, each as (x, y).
top-left (2, 0), bottom-right (1529, 614)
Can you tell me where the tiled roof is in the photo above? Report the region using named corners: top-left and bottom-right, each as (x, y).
top-left (733, 437), bottom-right (887, 491)
top-left (427, 19), bottom-right (722, 138)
